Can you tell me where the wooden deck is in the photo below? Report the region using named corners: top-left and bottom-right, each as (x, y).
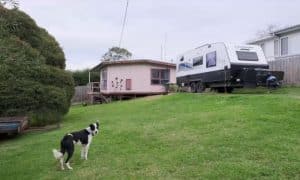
top-left (86, 82), bottom-right (168, 104)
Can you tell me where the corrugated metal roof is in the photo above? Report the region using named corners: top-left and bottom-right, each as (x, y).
top-left (247, 34), bottom-right (275, 44)
top-left (91, 59), bottom-right (176, 71)
top-left (274, 24), bottom-right (300, 35)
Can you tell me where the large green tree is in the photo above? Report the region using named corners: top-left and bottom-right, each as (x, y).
top-left (102, 46), bottom-right (132, 61)
top-left (0, 6), bottom-right (74, 126)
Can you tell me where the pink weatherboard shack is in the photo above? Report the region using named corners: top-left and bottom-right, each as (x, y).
top-left (88, 59), bottom-right (176, 102)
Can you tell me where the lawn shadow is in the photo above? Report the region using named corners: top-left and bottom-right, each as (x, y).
top-left (232, 87), bottom-right (287, 95)
top-left (0, 133), bottom-right (22, 142)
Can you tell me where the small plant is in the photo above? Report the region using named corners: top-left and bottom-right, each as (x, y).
top-left (168, 84), bottom-right (179, 92)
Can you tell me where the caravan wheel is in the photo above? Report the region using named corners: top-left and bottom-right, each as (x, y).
top-left (196, 82), bottom-right (205, 93)
top-left (190, 82), bottom-right (197, 93)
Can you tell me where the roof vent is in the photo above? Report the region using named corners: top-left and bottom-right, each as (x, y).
top-left (240, 48), bottom-right (250, 51)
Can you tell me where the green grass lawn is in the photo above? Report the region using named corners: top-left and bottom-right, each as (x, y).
top-left (0, 88), bottom-right (300, 179)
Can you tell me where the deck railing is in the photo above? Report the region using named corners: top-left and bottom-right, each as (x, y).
top-left (88, 82), bottom-right (101, 94)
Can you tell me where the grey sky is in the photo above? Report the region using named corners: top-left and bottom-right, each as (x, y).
top-left (20, 0), bottom-right (300, 70)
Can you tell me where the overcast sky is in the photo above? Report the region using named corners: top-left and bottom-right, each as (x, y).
top-left (20, 0), bottom-right (300, 70)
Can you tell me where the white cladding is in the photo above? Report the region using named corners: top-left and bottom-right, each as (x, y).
top-left (251, 31), bottom-right (300, 61)
top-left (288, 31), bottom-right (300, 55)
top-left (176, 42), bottom-right (267, 78)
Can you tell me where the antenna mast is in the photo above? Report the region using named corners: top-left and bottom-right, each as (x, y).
top-left (119, 0), bottom-right (129, 48)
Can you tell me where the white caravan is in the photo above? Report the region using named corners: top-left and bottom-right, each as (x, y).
top-left (176, 42), bottom-right (284, 92)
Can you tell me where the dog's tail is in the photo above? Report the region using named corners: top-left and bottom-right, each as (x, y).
top-left (52, 149), bottom-right (63, 160)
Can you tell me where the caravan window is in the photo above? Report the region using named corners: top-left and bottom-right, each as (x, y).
top-left (236, 51), bottom-right (258, 61)
top-left (206, 51), bottom-right (216, 68)
top-left (178, 62), bottom-right (192, 71)
top-left (179, 56), bottom-right (184, 61)
top-left (193, 56), bottom-right (203, 67)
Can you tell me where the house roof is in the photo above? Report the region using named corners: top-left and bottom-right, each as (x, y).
top-left (91, 59), bottom-right (176, 71)
top-left (274, 24), bottom-right (300, 35)
top-left (248, 24), bottom-right (300, 44)
top-left (247, 34), bottom-right (275, 44)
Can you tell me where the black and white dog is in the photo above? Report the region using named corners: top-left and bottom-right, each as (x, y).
top-left (52, 121), bottom-right (100, 170)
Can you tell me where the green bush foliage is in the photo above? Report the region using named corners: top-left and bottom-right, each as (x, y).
top-left (0, 7), bottom-right (74, 126)
top-left (0, 7), bottom-right (65, 68)
top-left (72, 69), bottom-right (100, 86)
top-left (167, 84), bottom-right (179, 92)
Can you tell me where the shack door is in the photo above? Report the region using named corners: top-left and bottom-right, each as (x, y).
top-left (126, 79), bottom-right (132, 90)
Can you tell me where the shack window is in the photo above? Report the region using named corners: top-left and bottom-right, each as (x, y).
top-left (151, 69), bottom-right (170, 85)
top-left (193, 56), bottom-right (203, 67)
top-left (236, 51), bottom-right (258, 61)
top-left (206, 51), bottom-right (217, 68)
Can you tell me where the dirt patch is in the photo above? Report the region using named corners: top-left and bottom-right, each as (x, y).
top-left (142, 95), bottom-right (164, 101)
top-left (289, 95), bottom-right (300, 99)
top-left (142, 93), bottom-right (174, 101)
top-left (25, 124), bottom-right (60, 132)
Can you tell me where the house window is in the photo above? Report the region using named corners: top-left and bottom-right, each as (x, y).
top-left (193, 56), bottom-right (203, 67)
top-left (206, 51), bottom-right (217, 68)
top-left (274, 39), bottom-right (279, 56)
top-left (151, 69), bottom-right (170, 85)
top-left (101, 69), bottom-right (107, 90)
top-left (126, 79), bottom-right (132, 90)
top-left (281, 37), bottom-right (288, 56)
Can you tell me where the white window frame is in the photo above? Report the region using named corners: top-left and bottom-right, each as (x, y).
top-left (274, 39), bottom-right (279, 57)
top-left (100, 68), bottom-right (107, 90)
top-left (260, 43), bottom-right (265, 53)
top-left (280, 36), bottom-right (288, 56)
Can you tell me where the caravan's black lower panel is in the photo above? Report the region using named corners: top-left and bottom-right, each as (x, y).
top-left (177, 70), bottom-right (230, 84)
top-left (177, 64), bottom-right (283, 88)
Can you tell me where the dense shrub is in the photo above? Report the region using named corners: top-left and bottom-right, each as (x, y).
top-left (167, 84), bottom-right (179, 92)
top-left (0, 7), bottom-right (74, 126)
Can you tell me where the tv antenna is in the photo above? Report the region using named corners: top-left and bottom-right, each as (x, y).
top-left (119, 0), bottom-right (129, 48)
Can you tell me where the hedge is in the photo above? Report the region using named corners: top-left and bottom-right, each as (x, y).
top-left (0, 7), bottom-right (74, 126)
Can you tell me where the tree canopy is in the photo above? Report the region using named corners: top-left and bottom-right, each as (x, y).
top-left (256, 24), bottom-right (279, 38)
top-left (71, 69), bottom-right (99, 86)
top-left (0, 6), bottom-right (74, 126)
top-left (102, 46), bottom-right (132, 61)
top-left (0, 0), bottom-right (19, 9)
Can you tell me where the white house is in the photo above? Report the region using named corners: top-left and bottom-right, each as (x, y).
top-left (248, 24), bottom-right (300, 61)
